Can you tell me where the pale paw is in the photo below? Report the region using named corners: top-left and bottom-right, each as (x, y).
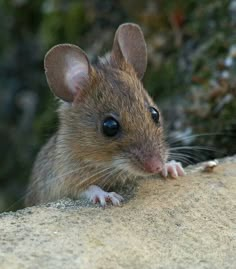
top-left (161, 160), bottom-right (185, 178)
top-left (82, 185), bottom-right (124, 207)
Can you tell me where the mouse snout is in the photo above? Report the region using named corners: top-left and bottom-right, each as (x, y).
top-left (143, 157), bottom-right (163, 174)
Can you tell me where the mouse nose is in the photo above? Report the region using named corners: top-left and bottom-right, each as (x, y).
top-left (143, 157), bottom-right (163, 174)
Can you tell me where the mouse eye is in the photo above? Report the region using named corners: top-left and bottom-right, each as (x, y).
top-left (102, 117), bottom-right (120, 137)
top-left (149, 107), bottom-right (159, 124)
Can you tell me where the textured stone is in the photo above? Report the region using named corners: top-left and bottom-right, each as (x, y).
top-left (0, 156), bottom-right (235, 269)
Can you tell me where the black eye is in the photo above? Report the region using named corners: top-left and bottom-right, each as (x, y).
top-left (149, 107), bottom-right (159, 124)
top-left (102, 117), bottom-right (120, 137)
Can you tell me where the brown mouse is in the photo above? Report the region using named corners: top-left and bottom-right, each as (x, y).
top-left (25, 23), bottom-right (185, 207)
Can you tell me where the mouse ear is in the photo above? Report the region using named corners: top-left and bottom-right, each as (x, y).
top-left (44, 44), bottom-right (90, 102)
top-left (111, 23), bottom-right (147, 79)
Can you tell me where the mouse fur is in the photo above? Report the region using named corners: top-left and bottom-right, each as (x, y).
top-left (25, 23), bottom-right (184, 207)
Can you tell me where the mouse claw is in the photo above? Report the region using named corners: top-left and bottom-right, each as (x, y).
top-left (161, 160), bottom-right (185, 179)
top-left (82, 185), bottom-right (124, 207)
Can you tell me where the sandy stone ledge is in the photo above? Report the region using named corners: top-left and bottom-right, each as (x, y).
top-left (0, 156), bottom-right (235, 269)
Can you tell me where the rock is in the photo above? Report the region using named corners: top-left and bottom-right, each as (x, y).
top-left (0, 156), bottom-right (236, 269)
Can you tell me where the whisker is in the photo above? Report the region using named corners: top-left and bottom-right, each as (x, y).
top-left (103, 170), bottom-right (125, 190)
top-left (170, 153), bottom-right (204, 164)
top-left (100, 170), bottom-right (119, 190)
top-left (168, 142), bottom-right (223, 165)
top-left (76, 166), bottom-right (113, 188)
top-left (168, 153), bottom-right (196, 165)
top-left (169, 146), bottom-right (220, 153)
top-left (78, 169), bottom-right (116, 192)
top-left (167, 132), bottom-right (226, 145)
top-left (169, 150), bottom-right (211, 159)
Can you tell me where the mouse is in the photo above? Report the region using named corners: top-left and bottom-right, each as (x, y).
top-left (25, 23), bottom-right (185, 207)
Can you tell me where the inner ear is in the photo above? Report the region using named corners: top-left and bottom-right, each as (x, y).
top-left (111, 23), bottom-right (147, 79)
top-left (44, 44), bottom-right (91, 102)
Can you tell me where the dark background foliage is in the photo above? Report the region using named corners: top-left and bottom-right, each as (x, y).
top-left (0, 0), bottom-right (235, 212)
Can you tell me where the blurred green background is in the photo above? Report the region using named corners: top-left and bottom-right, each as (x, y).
top-left (0, 0), bottom-right (235, 212)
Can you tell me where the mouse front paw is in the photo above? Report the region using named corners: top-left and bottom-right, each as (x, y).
top-left (82, 185), bottom-right (124, 207)
top-left (161, 160), bottom-right (185, 178)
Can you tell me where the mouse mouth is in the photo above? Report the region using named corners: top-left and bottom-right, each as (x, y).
top-left (112, 156), bottom-right (164, 177)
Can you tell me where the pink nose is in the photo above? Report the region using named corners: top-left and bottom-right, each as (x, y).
top-left (143, 158), bottom-right (163, 174)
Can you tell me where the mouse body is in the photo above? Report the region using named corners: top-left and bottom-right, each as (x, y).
top-left (25, 23), bottom-right (185, 207)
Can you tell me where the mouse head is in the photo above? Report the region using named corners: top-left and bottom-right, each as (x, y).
top-left (44, 23), bottom-right (168, 177)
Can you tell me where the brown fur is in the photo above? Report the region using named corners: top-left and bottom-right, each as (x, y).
top-left (25, 24), bottom-right (168, 206)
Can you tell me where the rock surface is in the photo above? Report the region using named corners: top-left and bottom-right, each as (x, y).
top-left (0, 156), bottom-right (236, 269)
